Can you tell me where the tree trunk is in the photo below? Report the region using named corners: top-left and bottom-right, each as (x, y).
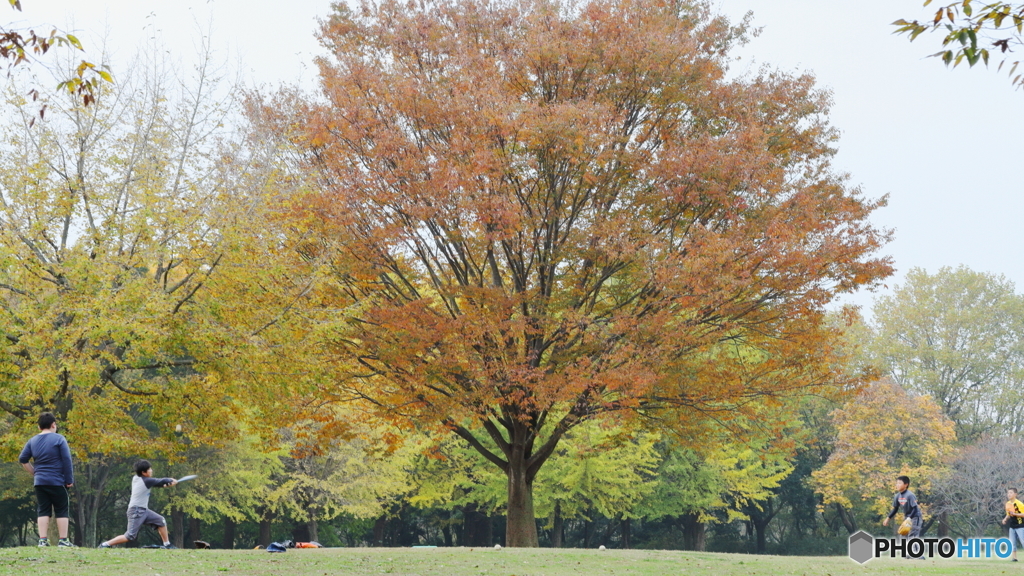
top-left (680, 514), bottom-right (705, 551)
top-left (921, 516), bottom-right (935, 536)
top-left (307, 518), bottom-right (319, 543)
top-left (460, 505), bottom-right (470, 546)
top-left (171, 508), bottom-right (185, 549)
top-left (292, 522), bottom-right (311, 543)
top-left (743, 497), bottom-right (779, 555)
top-left (505, 453), bottom-right (538, 547)
top-left (834, 503), bottom-right (857, 535)
top-left (621, 518), bottom-right (631, 549)
top-left (599, 517), bottom-right (618, 547)
top-left (462, 504), bottom-right (494, 547)
top-left (188, 517), bottom-right (202, 545)
top-left (749, 505), bottom-right (776, 554)
top-left (452, 415), bottom-right (571, 548)
top-left (373, 515), bottom-right (387, 547)
top-left (484, 512), bottom-right (493, 546)
top-left (72, 487), bottom-right (84, 547)
top-left (73, 459), bottom-right (112, 547)
top-left (223, 517), bottom-right (236, 549)
top-left (937, 510), bottom-right (949, 538)
top-left (46, 515), bottom-right (59, 543)
top-left (258, 516), bottom-right (273, 547)
top-left (753, 517), bottom-right (768, 554)
top-left (550, 502), bottom-right (564, 548)
top-left (442, 510), bottom-right (454, 546)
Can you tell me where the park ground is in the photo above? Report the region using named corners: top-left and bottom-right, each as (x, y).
top-left (0, 546), bottom-right (1021, 576)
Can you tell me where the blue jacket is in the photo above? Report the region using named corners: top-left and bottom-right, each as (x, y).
top-left (19, 432), bottom-right (74, 486)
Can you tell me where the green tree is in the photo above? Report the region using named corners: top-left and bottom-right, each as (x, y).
top-left (160, 434), bottom-right (285, 548)
top-left (533, 424), bottom-right (660, 548)
top-left (775, 396), bottom-right (845, 545)
top-left (407, 422), bottom-right (661, 547)
top-left (405, 433), bottom-right (505, 546)
top-left (637, 431), bottom-right (793, 551)
top-left (271, 423), bottom-right (416, 543)
top-left (864, 266), bottom-right (1024, 442)
top-left (894, 1), bottom-right (1024, 88)
top-left (0, 459), bottom-right (34, 546)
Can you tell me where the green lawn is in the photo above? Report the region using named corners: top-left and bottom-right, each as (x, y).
top-left (0, 546), bottom-right (1019, 576)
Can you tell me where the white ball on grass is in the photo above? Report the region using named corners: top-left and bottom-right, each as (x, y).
top-left (599, 545), bottom-right (606, 551)
top-left (494, 544), bottom-right (502, 550)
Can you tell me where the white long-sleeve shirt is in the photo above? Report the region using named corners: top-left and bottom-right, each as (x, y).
top-left (128, 475), bottom-right (174, 509)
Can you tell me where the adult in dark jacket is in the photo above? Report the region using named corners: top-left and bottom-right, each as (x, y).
top-left (18, 412), bottom-right (75, 547)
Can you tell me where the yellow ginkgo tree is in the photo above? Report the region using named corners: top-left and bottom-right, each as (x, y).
top-left (0, 43), bottom-right (316, 458)
top-left (812, 379), bottom-right (957, 534)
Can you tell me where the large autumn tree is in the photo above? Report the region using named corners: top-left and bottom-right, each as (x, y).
top-left (277, 0), bottom-right (892, 546)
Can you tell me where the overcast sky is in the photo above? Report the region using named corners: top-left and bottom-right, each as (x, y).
top-left (9, 0), bottom-right (1023, 311)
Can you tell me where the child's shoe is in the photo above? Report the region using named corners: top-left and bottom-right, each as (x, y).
top-left (98, 542), bottom-right (111, 548)
top-left (57, 538), bottom-right (75, 547)
top-left (37, 538), bottom-right (49, 547)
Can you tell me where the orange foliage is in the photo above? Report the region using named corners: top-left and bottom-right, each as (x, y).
top-left (255, 0), bottom-right (892, 545)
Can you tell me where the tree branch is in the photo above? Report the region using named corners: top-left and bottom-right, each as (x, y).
top-left (448, 422), bottom-right (508, 472)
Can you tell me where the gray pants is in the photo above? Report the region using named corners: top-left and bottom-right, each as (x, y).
top-left (1010, 527), bottom-right (1024, 550)
top-left (906, 515), bottom-right (922, 538)
top-left (125, 506), bottom-right (166, 541)
top-left (902, 516), bottom-right (923, 558)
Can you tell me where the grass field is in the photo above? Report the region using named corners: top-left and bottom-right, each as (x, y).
top-left (1, 546), bottom-right (1020, 576)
